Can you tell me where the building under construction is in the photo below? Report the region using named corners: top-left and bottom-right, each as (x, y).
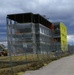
top-left (6, 13), bottom-right (54, 55)
top-left (53, 22), bottom-right (68, 52)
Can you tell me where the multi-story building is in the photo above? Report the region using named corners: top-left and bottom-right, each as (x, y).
top-left (6, 13), bottom-right (54, 55)
top-left (53, 22), bottom-right (68, 52)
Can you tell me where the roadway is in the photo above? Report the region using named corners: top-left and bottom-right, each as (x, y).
top-left (22, 55), bottom-right (74, 75)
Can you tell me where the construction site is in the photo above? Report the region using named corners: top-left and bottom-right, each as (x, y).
top-left (0, 13), bottom-right (69, 75)
top-left (7, 13), bottom-right (55, 56)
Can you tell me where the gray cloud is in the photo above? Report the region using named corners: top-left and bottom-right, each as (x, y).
top-left (0, 0), bottom-right (74, 25)
top-left (0, 0), bottom-right (74, 43)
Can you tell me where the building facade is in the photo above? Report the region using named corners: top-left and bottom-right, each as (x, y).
top-left (53, 22), bottom-right (68, 52)
top-left (6, 13), bottom-right (54, 55)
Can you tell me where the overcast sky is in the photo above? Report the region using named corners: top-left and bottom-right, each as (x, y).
top-left (0, 0), bottom-right (74, 45)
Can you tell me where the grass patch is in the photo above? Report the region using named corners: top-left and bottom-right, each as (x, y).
top-left (0, 54), bottom-right (52, 75)
top-left (0, 61), bottom-right (45, 75)
top-left (0, 53), bottom-right (70, 75)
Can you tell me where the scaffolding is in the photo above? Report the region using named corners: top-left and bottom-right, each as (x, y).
top-left (7, 13), bottom-right (53, 56)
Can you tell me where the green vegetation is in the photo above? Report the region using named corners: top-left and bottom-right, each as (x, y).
top-left (0, 54), bottom-right (52, 75)
top-left (0, 53), bottom-right (70, 75)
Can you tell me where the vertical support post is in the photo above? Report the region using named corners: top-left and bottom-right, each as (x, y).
top-left (6, 17), bottom-right (13, 75)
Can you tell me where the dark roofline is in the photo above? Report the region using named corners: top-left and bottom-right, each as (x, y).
top-left (7, 13), bottom-right (34, 23)
top-left (7, 12), bottom-right (33, 18)
top-left (7, 12), bottom-right (53, 29)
